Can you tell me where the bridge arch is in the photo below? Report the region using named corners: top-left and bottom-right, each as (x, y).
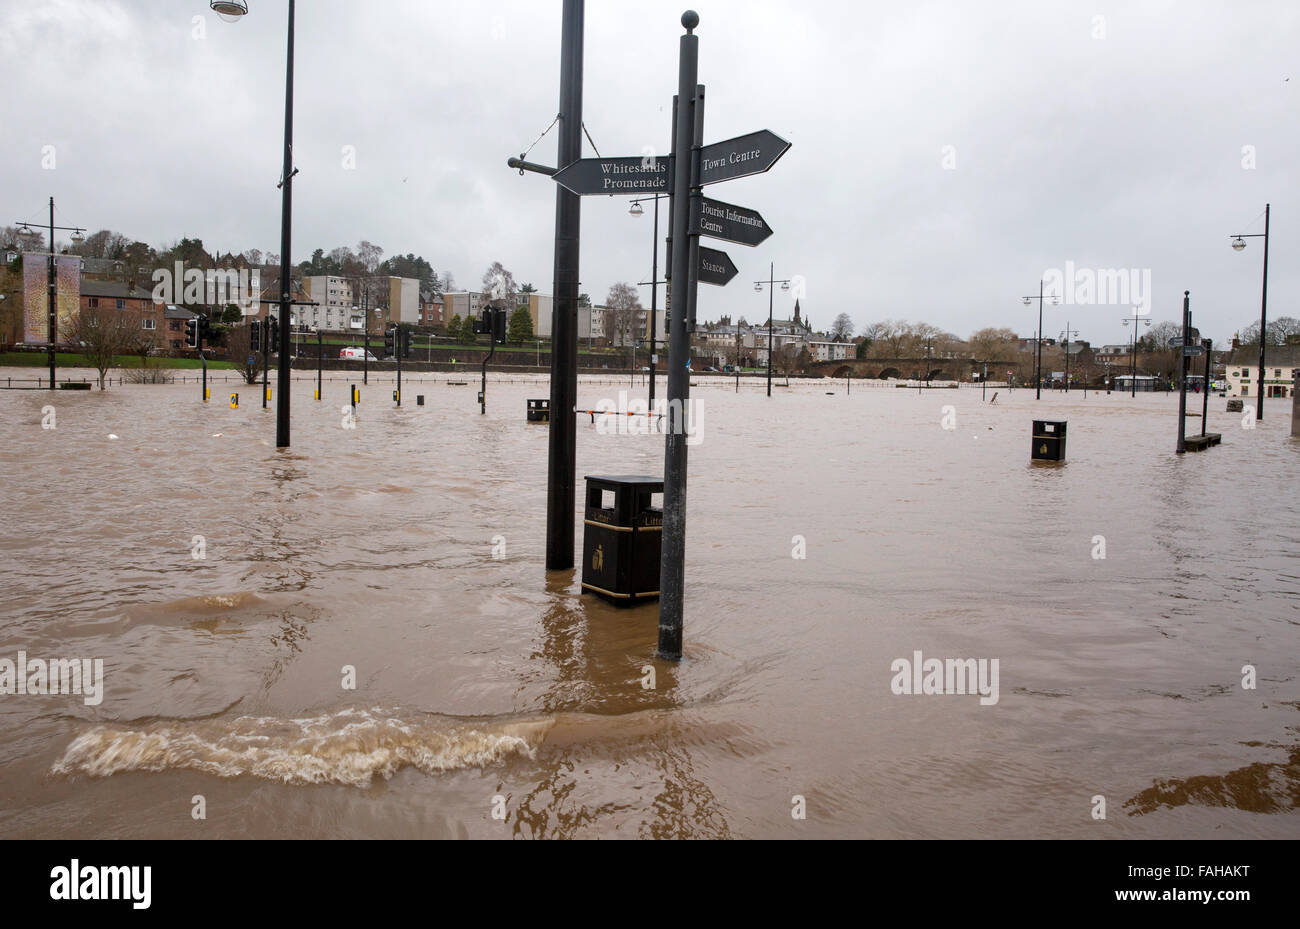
top-left (878, 367), bottom-right (902, 380)
top-left (830, 365), bottom-right (852, 379)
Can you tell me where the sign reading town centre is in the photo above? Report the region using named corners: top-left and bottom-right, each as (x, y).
top-left (699, 130), bottom-right (790, 186)
top-left (552, 156), bottom-right (671, 196)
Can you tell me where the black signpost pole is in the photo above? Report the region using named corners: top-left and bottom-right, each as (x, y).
top-left (547, 0), bottom-right (584, 571)
top-left (316, 330), bottom-right (322, 400)
top-left (1201, 338), bottom-right (1212, 437)
top-left (1177, 292), bottom-right (1190, 455)
top-left (659, 11), bottom-right (699, 662)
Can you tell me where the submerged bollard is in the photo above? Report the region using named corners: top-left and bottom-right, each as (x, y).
top-left (230, 393), bottom-right (239, 409)
top-left (1293, 371), bottom-right (1299, 438)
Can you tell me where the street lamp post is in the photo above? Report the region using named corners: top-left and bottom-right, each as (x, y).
top-left (15, 198), bottom-right (85, 390)
top-left (211, 0), bottom-right (297, 448)
top-left (1021, 281), bottom-right (1059, 400)
top-left (754, 264), bottom-right (791, 397)
top-left (1121, 308), bottom-right (1150, 397)
top-left (630, 194), bottom-right (666, 410)
top-left (1060, 326), bottom-right (1079, 393)
top-left (1229, 203), bottom-right (1271, 421)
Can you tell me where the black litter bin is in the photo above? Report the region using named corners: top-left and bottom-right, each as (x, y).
top-left (527, 399), bottom-right (550, 423)
top-left (1032, 420), bottom-right (1067, 462)
top-left (581, 475), bottom-right (663, 606)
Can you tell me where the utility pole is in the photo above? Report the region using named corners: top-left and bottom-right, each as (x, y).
top-left (1177, 292), bottom-right (1191, 455)
top-left (275, 0), bottom-right (296, 449)
top-left (545, 0), bottom-right (585, 571)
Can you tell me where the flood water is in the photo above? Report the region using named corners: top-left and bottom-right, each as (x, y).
top-left (1, 368), bottom-right (1297, 839)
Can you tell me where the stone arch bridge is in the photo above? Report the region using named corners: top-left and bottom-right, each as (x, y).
top-left (811, 357), bottom-right (1019, 382)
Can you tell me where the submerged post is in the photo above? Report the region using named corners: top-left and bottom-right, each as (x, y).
top-left (1201, 338), bottom-right (1211, 436)
top-left (658, 11), bottom-right (700, 661)
top-left (546, 0), bottom-right (585, 571)
top-left (1292, 370), bottom-right (1299, 438)
top-left (1176, 291), bottom-right (1190, 455)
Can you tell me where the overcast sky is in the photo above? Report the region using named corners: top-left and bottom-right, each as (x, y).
top-left (2, 0), bottom-right (1295, 344)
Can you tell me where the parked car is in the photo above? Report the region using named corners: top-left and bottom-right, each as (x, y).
top-left (339, 347), bottom-right (378, 361)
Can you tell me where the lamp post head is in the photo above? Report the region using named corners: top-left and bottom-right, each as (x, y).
top-left (210, 0), bottom-right (249, 21)
top-left (1022, 297), bottom-right (1032, 307)
top-left (754, 282), bottom-right (762, 293)
top-left (629, 201), bottom-right (644, 217)
top-left (1231, 236), bottom-right (1247, 252)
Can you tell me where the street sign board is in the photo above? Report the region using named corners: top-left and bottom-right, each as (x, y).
top-left (698, 247), bottom-right (739, 287)
top-left (695, 197), bottom-right (773, 247)
top-left (699, 130), bottom-right (791, 186)
top-left (1168, 337), bottom-right (1185, 347)
top-left (552, 156), bottom-right (671, 196)
top-left (1184, 345), bottom-right (1205, 357)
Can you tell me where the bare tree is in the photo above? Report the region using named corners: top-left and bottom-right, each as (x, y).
top-left (830, 312), bottom-right (854, 341)
top-left (481, 262), bottom-right (518, 309)
top-left (604, 282), bottom-right (643, 367)
top-left (69, 302), bottom-right (147, 390)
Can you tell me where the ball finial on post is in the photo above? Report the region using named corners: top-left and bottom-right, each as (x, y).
top-left (682, 10), bottom-right (699, 32)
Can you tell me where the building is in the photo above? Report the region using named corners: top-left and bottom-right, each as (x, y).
top-left (79, 280), bottom-right (160, 338)
top-left (807, 336), bottom-right (853, 362)
top-left (418, 291), bottom-right (444, 328)
top-left (162, 305), bottom-right (197, 353)
top-left (302, 276), bottom-right (354, 332)
top-left (1222, 343), bottom-right (1300, 399)
top-left (385, 276), bottom-right (421, 327)
top-left (1094, 343), bottom-right (1131, 364)
top-left (443, 291), bottom-right (487, 327)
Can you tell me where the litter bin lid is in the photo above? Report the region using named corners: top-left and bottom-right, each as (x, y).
top-left (584, 474), bottom-right (663, 490)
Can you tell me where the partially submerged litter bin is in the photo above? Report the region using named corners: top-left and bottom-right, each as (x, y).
top-left (581, 475), bottom-right (663, 606)
top-left (527, 398), bottom-right (550, 423)
top-left (1032, 420), bottom-right (1067, 462)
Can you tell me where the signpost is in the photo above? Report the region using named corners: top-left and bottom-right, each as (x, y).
top-left (553, 156), bottom-right (671, 196)
top-left (697, 246), bottom-right (739, 287)
top-left (699, 130), bottom-right (790, 185)
top-left (695, 197), bottom-right (772, 247)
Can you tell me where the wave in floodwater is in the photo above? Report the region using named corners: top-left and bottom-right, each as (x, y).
top-left (51, 707), bottom-right (553, 787)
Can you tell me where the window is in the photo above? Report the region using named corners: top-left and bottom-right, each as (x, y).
top-left (116, 299), bottom-right (126, 310)
top-left (88, 298), bottom-right (99, 308)
top-left (1276, 369), bottom-right (1283, 378)
top-left (143, 319), bottom-right (156, 330)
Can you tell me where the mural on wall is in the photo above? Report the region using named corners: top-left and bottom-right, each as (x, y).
top-left (22, 254), bottom-right (80, 344)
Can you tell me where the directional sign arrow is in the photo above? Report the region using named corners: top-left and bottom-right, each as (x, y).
top-left (1168, 337), bottom-right (1185, 347)
top-left (552, 156), bottom-right (671, 196)
top-left (698, 247), bottom-right (739, 287)
top-left (694, 197), bottom-right (773, 247)
top-left (699, 130), bottom-right (791, 186)
top-left (1184, 345), bottom-right (1206, 357)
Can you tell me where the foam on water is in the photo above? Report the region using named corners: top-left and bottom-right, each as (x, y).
top-left (51, 707), bottom-right (553, 787)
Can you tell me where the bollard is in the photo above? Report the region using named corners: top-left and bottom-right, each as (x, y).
top-left (204, 388), bottom-right (210, 403)
top-left (1293, 371), bottom-right (1299, 438)
top-left (230, 393), bottom-right (239, 409)
top-left (1031, 420), bottom-right (1067, 462)
top-left (265, 388), bottom-right (272, 402)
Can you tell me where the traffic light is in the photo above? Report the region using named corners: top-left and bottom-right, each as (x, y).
top-left (384, 327), bottom-right (395, 358)
top-left (476, 309), bottom-right (507, 344)
top-left (402, 329), bottom-right (413, 359)
top-left (185, 317), bottom-right (199, 349)
top-left (250, 319), bottom-right (261, 352)
top-left (198, 314), bottom-right (211, 341)
top-left (267, 315), bottom-right (279, 352)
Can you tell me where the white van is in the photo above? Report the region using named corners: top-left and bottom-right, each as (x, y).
top-left (340, 347), bottom-right (378, 361)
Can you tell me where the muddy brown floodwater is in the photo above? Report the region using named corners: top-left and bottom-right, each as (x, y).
top-left (0, 368), bottom-right (1297, 839)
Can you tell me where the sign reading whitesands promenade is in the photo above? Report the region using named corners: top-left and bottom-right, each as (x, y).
top-left (552, 156), bottom-right (671, 196)
top-left (696, 197), bottom-right (773, 247)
